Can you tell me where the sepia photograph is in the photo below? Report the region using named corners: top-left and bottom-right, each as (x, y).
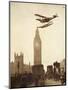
top-left (9, 1), bottom-right (66, 88)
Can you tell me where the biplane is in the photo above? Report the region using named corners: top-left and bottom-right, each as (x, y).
top-left (35, 14), bottom-right (58, 23)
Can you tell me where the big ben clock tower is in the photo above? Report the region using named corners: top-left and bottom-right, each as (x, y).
top-left (32, 28), bottom-right (45, 86)
top-left (34, 28), bottom-right (41, 65)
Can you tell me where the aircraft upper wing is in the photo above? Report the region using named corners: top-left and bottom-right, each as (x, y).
top-left (35, 14), bottom-right (47, 18)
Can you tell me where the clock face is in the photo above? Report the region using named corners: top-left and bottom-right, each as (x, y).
top-left (35, 42), bottom-right (39, 47)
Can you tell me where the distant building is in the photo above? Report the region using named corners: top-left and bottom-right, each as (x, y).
top-left (14, 52), bottom-right (23, 74)
top-left (53, 61), bottom-right (60, 74)
top-left (60, 59), bottom-right (65, 73)
top-left (47, 65), bottom-right (53, 73)
top-left (53, 61), bottom-right (60, 80)
top-left (10, 61), bottom-right (15, 76)
top-left (23, 63), bottom-right (32, 73)
top-left (60, 59), bottom-right (65, 76)
top-left (46, 65), bottom-right (53, 79)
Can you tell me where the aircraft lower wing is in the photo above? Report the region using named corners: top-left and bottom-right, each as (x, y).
top-left (37, 21), bottom-right (53, 28)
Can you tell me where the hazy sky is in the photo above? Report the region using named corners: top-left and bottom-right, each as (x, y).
top-left (10, 2), bottom-right (65, 71)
